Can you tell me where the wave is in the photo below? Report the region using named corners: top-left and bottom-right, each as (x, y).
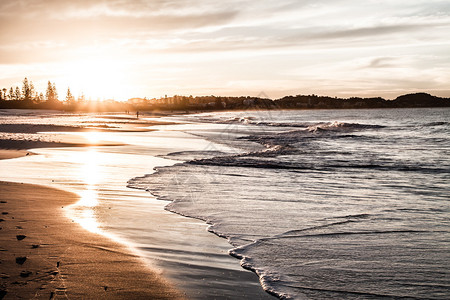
top-left (306, 121), bottom-right (385, 133)
top-left (219, 117), bottom-right (385, 132)
top-left (242, 121), bottom-right (384, 150)
top-left (222, 116), bottom-right (257, 125)
top-left (423, 121), bottom-right (450, 127)
top-left (228, 248), bottom-right (292, 300)
top-left (188, 155), bottom-right (449, 174)
top-left (229, 226), bottom-right (446, 300)
top-left (266, 229), bottom-right (433, 241)
top-left (231, 243), bottom-right (439, 300)
top-left (160, 150), bottom-right (229, 161)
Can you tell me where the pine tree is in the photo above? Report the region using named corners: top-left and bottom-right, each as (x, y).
top-left (46, 81), bottom-right (58, 102)
top-left (29, 81), bottom-right (35, 100)
top-left (8, 87), bottom-right (14, 100)
top-left (22, 78), bottom-right (31, 101)
top-left (14, 86), bottom-right (21, 101)
top-left (65, 88), bottom-right (75, 103)
top-left (45, 81), bottom-right (52, 101)
top-left (52, 83), bottom-right (58, 101)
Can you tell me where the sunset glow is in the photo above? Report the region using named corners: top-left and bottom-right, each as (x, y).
top-left (1, 1), bottom-right (449, 99)
top-left (63, 58), bottom-right (129, 100)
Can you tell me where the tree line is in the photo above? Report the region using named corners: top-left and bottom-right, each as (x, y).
top-left (0, 77), bottom-right (72, 103)
top-left (1, 77), bottom-right (449, 111)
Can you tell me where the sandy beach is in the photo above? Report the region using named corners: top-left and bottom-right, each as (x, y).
top-left (0, 180), bottom-right (184, 299)
top-left (3, 109), bottom-right (448, 299)
top-left (0, 111), bottom-right (276, 299)
top-left (0, 115), bottom-right (187, 299)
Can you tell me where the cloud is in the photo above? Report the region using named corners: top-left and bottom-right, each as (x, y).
top-left (1, 0), bottom-right (449, 98)
top-left (0, 8), bottom-right (239, 63)
top-left (367, 57), bottom-right (398, 69)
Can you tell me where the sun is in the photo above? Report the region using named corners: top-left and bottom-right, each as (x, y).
top-left (63, 57), bottom-right (131, 100)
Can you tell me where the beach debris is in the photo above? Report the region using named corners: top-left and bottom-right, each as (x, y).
top-left (15, 226), bottom-right (23, 229)
top-left (0, 201), bottom-right (7, 203)
top-left (1, 212), bottom-right (8, 215)
top-left (0, 219), bottom-right (4, 222)
top-left (0, 273), bottom-right (10, 279)
top-left (20, 271), bottom-right (32, 278)
top-left (56, 261), bottom-right (60, 268)
top-left (16, 235), bottom-right (27, 241)
top-left (103, 286), bottom-right (108, 291)
top-left (15, 256), bottom-right (27, 265)
top-left (0, 289), bottom-right (7, 299)
top-left (31, 244), bottom-right (40, 249)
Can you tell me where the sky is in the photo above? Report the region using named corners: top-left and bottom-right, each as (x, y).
top-left (0, 0), bottom-right (449, 100)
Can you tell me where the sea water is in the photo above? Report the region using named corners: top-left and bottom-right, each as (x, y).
top-left (0, 110), bottom-right (273, 299)
top-left (129, 108), bottom-right (450, 299)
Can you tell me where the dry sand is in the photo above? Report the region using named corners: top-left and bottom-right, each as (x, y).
top-left (0, 180), bottom-right (184, 299)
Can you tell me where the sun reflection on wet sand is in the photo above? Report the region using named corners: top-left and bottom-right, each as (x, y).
top-left (67, 147), bottom-right (102, 234)
top-left (83, 131), bottom-right (108, 144)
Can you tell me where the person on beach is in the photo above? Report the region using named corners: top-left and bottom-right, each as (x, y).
top-left (136, 111), bottom-right (139, 118)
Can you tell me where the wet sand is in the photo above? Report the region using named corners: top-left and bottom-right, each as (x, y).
top-left (0, 122), bottom-right (185, 299)
top-left (0, 181), bottom-right (184, 299)
top-left (0, 149), bottom-right (31, 160)
top-left (0, 113), bottom-right (275, 299)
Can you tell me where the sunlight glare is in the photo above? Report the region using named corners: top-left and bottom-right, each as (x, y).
top-left (83, 131), bottom-right (106, 144)
top-left (70, 148), bottom-right (102, 233)
top-left (64, 58), bottom-right (131, 100)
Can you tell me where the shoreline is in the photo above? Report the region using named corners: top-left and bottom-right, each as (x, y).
top-left (0, 180), bottom-right (184, 299)
top-left (0, 148), bottom-right (273, 299)
top-left (0, 112), bottom-right (276, 299)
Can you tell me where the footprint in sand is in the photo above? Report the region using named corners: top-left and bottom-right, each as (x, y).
top-left (19, 271), bottom-right (32, 278)
top-left (15, 256), bottom-right (27, 265)
top-left (16, 235), bottom-right (27, 241)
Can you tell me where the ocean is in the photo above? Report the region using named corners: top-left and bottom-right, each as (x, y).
top-left (1, 108), bottom-right (449, 299)
top-left (129, 108), bottom-right (450, 299)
